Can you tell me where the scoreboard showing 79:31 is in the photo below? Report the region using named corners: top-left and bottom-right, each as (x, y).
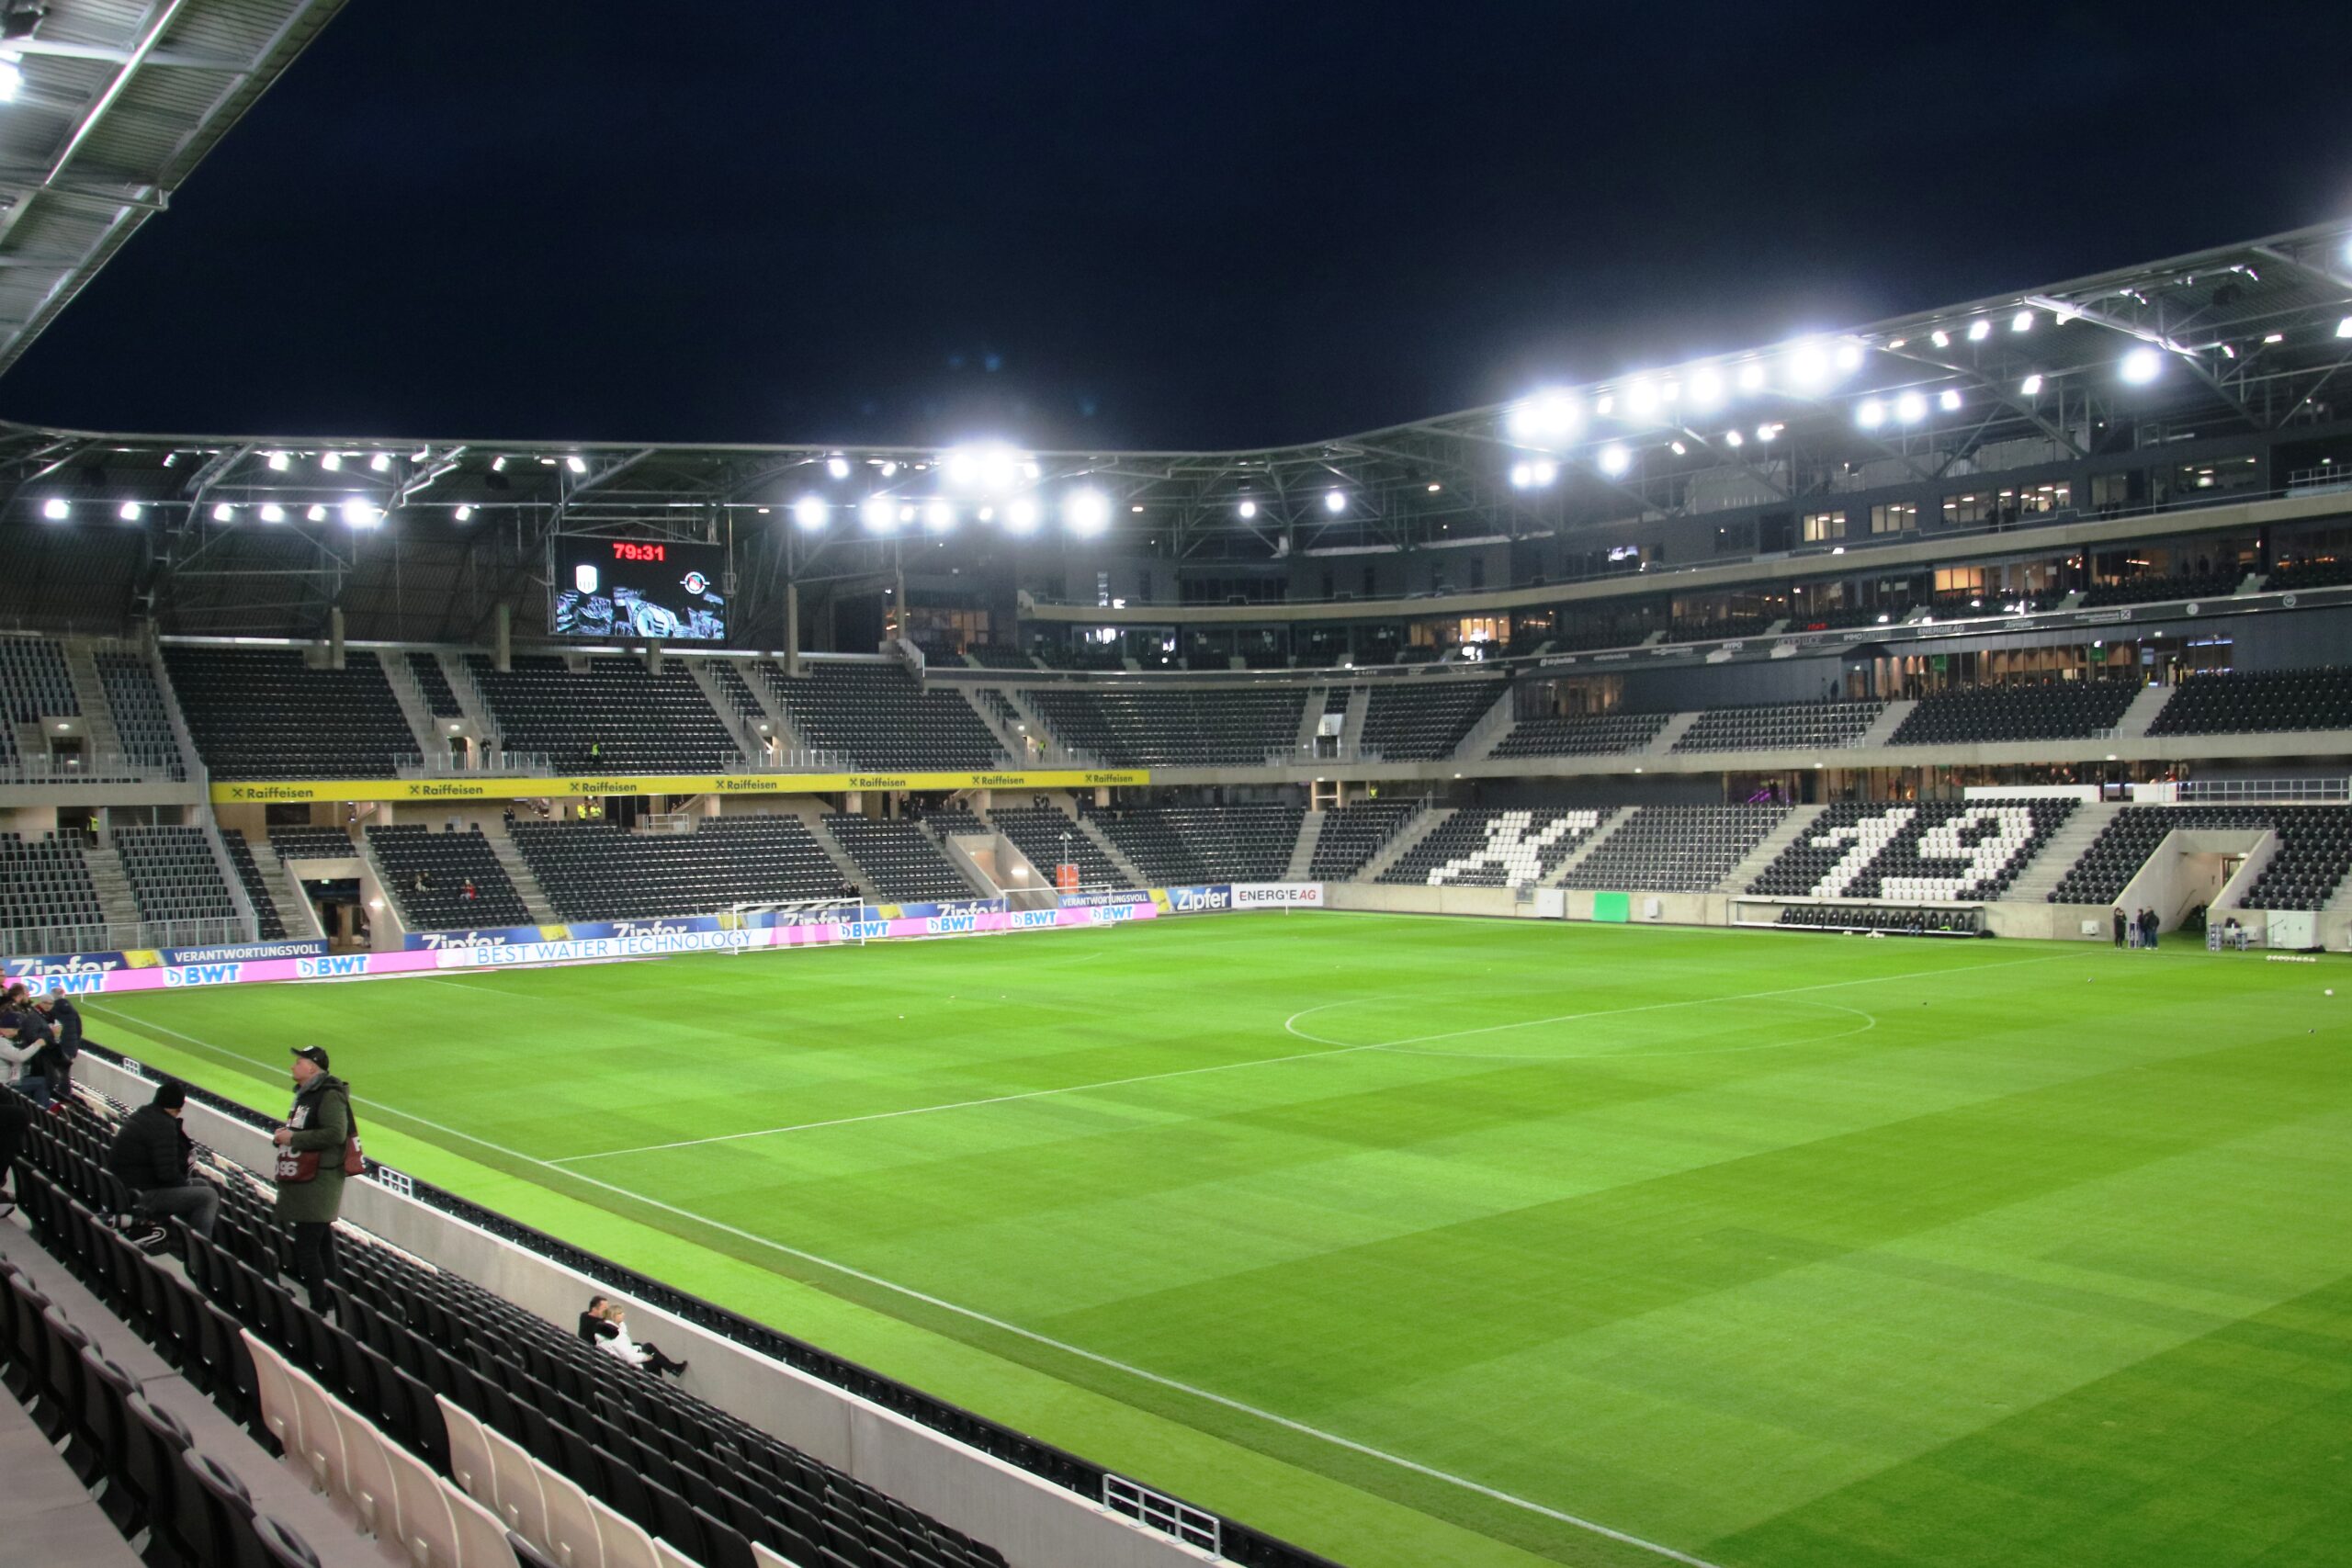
top-left (552, 536), bottom-right (729, 642)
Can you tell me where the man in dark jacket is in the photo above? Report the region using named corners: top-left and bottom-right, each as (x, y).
top-left (106, 1080), bottom-right (220, 1247)
top-left (273, 1045), bottom-right (353, 1312)
top-left (2112, 907), bottom-right (2127, 948)
top-left (28, 993), bottom-right (77, 1102)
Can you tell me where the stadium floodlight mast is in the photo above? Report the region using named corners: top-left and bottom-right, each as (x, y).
top-left (368, 452), bottom-right (391, 473)
top-left (210, 502), bottom-right (233, 522)
top-left (341, 497), bottom-right (379, 528)
top-left (1323, 490), bottom-right (1348, 513)
top-left (1004, 496), bottom-right (1040, 534)
top-left (1065, 487), bottom-right (1111, 536)
top-left (861, 494), bottom-right (896, 532)
top-left (2120, 346), bottom-right (2163, 384)
top-left (2020, 372), bottom-right (2045, 396)
top-left (306, 504), bottom-right (327, 522)
top-left (266, 451), bottom-right (290, 471)
top-left (320, 452), bottom-right (341, 471)
top-left (1235, 498), bottom-right (1258, 520)
top-left (565, 455), bottom-right (588, 475)
top-left (924, 499), bottom-right (956, 532)
top-left (826, 455), bottom-right (851, 479)
top-left (791, 495), bottom-right (829, 529)
top-left (259, 503), bottom-right (286, 524)
top-left (1598, 444), bottom-right (1632, 475)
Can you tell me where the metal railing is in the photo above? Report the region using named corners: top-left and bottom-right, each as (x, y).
top-left (1262, 742), bottom-right (1386, 766)
top-left (1, 916), bottom-right (250, 957)
top-left (721, 749), bottom-right (850, 773)
top-left (0, 752), bottom-right (187, 786)
top-left (2171, 777), bottom-right (2352, 805)
top-left (393, 749), bottom-right (552, 777)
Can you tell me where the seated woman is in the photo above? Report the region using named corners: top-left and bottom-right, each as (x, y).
top-left (580, 1295), bottom-right (688, 1377)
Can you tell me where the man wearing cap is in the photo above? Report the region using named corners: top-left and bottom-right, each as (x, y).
top-left (273, 1045), bottom-right (353, 1311)
top-left (107, 1080), bottom-right (220, 1249)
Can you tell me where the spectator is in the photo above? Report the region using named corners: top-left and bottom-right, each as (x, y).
top-left (28, 993), bottom-right (79, 1101)
top-left (0, 998), bottom-right (50, 1109)
top-left (2112, 907), bottom-right (2127, 948)
top-left (578, 1294), bottom-right (618, 1347)
top-left (461, 877), bottom-right (478, 902)
top-left (272, 1045), bottom-right (355, 1312)
top-left (107, 1080), bottom-right (220, 1248)
top-left (0, 1090), bottom-right (26, 1217)
top-left (586, 1298), bottom-right (687, 1378)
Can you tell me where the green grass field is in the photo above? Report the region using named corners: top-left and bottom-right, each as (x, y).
top-left (80, 914), bottom-right (2352, 1568)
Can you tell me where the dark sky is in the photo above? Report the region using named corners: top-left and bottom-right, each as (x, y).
top-left (6, 0), bottom-right (2352, 452)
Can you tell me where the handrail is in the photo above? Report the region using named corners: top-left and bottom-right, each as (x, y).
top-left (1, 915), bottom-right (254, 956)
top-left (0, 752), bottom-right (188, 785)
top-left (393, 749), bottom-right (553, 778)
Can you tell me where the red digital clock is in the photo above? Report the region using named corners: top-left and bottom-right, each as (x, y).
top-left (611, 541), bottom-right (666, 563)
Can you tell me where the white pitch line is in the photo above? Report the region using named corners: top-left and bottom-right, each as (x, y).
top-left (85, 1004), bottom-right (1731, 1568)
top-left (557, 949), bottom-right (2073, 1164)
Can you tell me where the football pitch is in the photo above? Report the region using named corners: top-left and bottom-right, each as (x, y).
top-left (83, 913), bottom-right (2352, 1568)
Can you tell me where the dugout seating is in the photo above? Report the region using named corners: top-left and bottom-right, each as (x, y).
top-left (1887, 680), bottom-right (2140, 745)
top-left (113, 826), bottom-right (241, 927)
top-left (367, 826), bottom-right (533, 931)
top-left (2077, 570), bottom-right (2245, 608)
top-left (268, 827), bottom-right (358, 863)
top-left (1560, 806), bottom-right (1787, 893)
top-left (510, 817), bottom-right (849, 919)
top-left (1356, 682), bottom-right (1503, 761)
top-left (1308, 801), bottom-right (1417, 880)
top-left (94, 651), bottom-right (187, 778)
top-left (0, 635), bottom-right (75, 722)
top-left (760, 661), bottom-right (1006, 771)
top-left (987, 805), bottom-right (1130, 889)
top-left (822, 816), bottom-right (980, 902)
top-left (12, 1083), bottom-right (1011, 1568)
top-left (218, 830), bottom-right (289, 941)
top-left (406, 652), bottom-right (466, 717)
top-left (1377, 808), bottom-right (1601, 888)
top-left (0, 831), bottom-right (106, 946)
top-left (1773, 904), bottom-right (1978, 936)
top-left (162, 647), bottom-right (419, 781)
top-left (1673, 700), bottom-right (1883, 753)
top-left (1023, 686), bottom-right (1305, 767)
top-left (2147, 666), bottom-right (2352, 736)
top-left (1747, 799), bottom-right (2075, 902)
top-left (2046, 806), bottom-right (2352, 909)
top-left (468, 656), bottom-right (743, 775)
top-left (1490, 710), bottom-right (1668, 758)
top-left (1079, 803), bottom-right (1304, 885)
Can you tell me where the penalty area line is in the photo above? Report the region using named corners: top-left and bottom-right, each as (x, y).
top-left (85, 1004), bottom-right (1730, 1568)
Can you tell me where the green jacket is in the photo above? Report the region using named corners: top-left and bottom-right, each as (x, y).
top-left (275, 1070), bottom-right (352, 1224)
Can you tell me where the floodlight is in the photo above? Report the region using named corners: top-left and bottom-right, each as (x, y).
top-left (1967, 320), bottom-right (1991, 342)
top-left (924, 500), bottom-right (955, 532)
top-left (1688, 367), bottom-right (1724, 408)
top-left (1065, 488), bottom-right (1111, 535)
top-left (320, 453), bottom-right (342, 471)
top-left (40, 497), bottom-right (66, 520)
top-left (564, 455), bottom-right (588, 474)
top-left (2337, 317), bottom-right (2352, 339)
top-left (491, 456), bottom-right (508, 473)
top-left (1930, 330), bottom-right (1951, 349)
top-left (978, 506), bottom-right (995, 522)
top-left (259, 503), bottom-right (286, 524)
top-left (2011, 310), bottom-right (2034, 333)
top-left (826, 455), bottom-right (851, 479)
top-left (1736, 361), bottom-right (1766, 392)
top-left (1856, 399), bottom-right (1886, 429)
top-left (266, 451), bottom-right (290, 471)
top-left (118, 502), bottom-right (141, 522)
top-left (2020, 372), bottom-right (2044, 396)
top-left (1626, 378), bottom-right (1658, 416)
top-left (211, 502), bottom-right (233, 522)
top-left (791, 496), bottom-right (829, 529)
top-left (1511, 389), bottom-right (1581, 441)
top-left (1669, 441), bottom-right (1687, 456)
top-left (1509, 463), bottom-right (1532, 490)
top-left (368, 452), bottom-right (391, 473)
top-left (2120, 346), bottom-right (2162, 383)
top-left (341, 498), bottom-right (379, 528)
top-left (1939, 389), bottom-right (1962, 412)
top-left (1426, 482), bottom-right (1441, 493)
top-left (1756, 423), bottom-right (1781, 442)
top-left (1531, 460), bottom-right (1556, 486)
top-left (861, 495), bottom-right (896, 531)
top-left (879, 461), bottom-right (899, 478)
top-left (1594, 395), bottom-right (1615, 414)
top-left (1324, 490), bottom-right (1347, 513)
top-left (307, 504), bottom-right (327, 523)
top-left (1005, 497), bottom-right (1040, 533)
top-left (1597, 444), bottom-right (1631, 476)
top-left (899, 504), bottom-right (916, 524)
top-left (0, 59), bottom-right (21, 104)
top-left (944, 450), bottom-right (977, 486)
top-left (454, 505), bottom-right (474, 522)
top-left (1787, 344), bottom-right (1829, 386)
top-left (1895, 391), bottom-right (1927, 422)
top-left (1236, 498), bottom-right (1258, 520)
top-left (1834, 343), bottom-right (1863, 371)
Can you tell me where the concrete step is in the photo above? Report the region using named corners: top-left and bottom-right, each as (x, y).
top-left (481, 822), bottom-right (558, 925)
top-left (1714, 805), bottom-right (1826, 894)
top-left (61, 640), bottom-right (124, 763)
top-left (78, 844), bottom-right (142, 929)
top-left (1453, 687), bottom-right (1519, 761)
top-left (1341, 686), bottom-right (1373, 755)
top-left (435, 653), bottom-right (505, 746)
top-left (254, 848), bottom-right (326, 941)
top-left (799, 813), bottom-right (881, 897)
top-left (2108, 683), bottom-right (2172, 741)
top-left (2005, 799), bottom-right (2122, 903)
top-left (1286, 812), bottom-right (1326, 880)
top-left (1355, 807), bottom-right (1450, 883)
top-left (1076, 815), bottom-right (1150, 886)
top-left (682, 659), bottom-right (763, 765)
top-left (1856, 700), bottom-right (1915, 747)
top-left (1641, 710), bottom-right (1702, 754)
top-left (374, 649), bottom-right (443, 761)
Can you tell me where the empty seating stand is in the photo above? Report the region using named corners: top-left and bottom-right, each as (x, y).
top-left (1080, 804), bottom-right (1304, 884)
top-left (0, 635), bottom-right (76, 723)
top-left (822, 816), bottom-right (979, 901)
top-left (1749, 799), bottom-right (2075, 902)
top-left (267, 826), bottom-right (358, 863)
top-left (1309, 801), bottom-right (1416, 880)
top-left (2048, 805), bottom-right (2352, 909)
top-left (94, 652), bottom-right (187, 778)
top-left (1561, 806), bottom-right (1786, 892)
top-left (1356, 682), bottom-right (1502, 761)
top-left (2149, 667), bottom-right (2352, 736)
top-left (1889, 681), bottom-right (2140, 745)
top-left (2078, 570), bottom-right (2245, 608)
top-left (762, 660), bottom-right (1006, 770)
top-left (1025, 686), bottom-right (1305, 766)
top-left (989, 805), bottom-right (1130, 888)
top-left (1379, 808), bottom-right (1600, 888)
top-left (0, 832), bottom-right (107, 947)
top-left (1674, 701), bottom-right (1883, 753)
top-left (163, 646), bottom-right (419, 780)
top-left (368, 826), bottom-right (533, 930)
top-left (469, 656), bottom-right (742, 774)
top-left (218, 830), bottom-right (288, 940)
top-left (1492, 710), bottom-right (1667, 758)
top-left (511, 817), bottom-right (850, 919)
top-left (113, 825), bottom-right (241, 927)
top-left (406, 652), bottom-right (466, 717)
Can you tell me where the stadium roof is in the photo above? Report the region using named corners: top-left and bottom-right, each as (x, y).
top-left (0, 0), bottom-right (345, 376)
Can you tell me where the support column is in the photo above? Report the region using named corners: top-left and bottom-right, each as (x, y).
top-left (327, 606), bottom-right (345, 670)
top-left (493, 602), bottom-right (513, 672)
top-left (784, 583), bottom-right (803, 679)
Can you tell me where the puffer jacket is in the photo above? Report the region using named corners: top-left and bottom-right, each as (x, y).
top-left (107, 1103), bottom-right (192, 1191)
top-left (274, 1070), bottom-right (353, 1224)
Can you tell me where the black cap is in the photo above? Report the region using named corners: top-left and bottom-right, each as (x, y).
top-left (153, 1081), bottom-right (186, 1111)
top-left (291, 1046), bottom-right (331, 1070)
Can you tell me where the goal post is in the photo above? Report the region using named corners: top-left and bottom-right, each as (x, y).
top-left (721, 897), bottom-right (867, 953)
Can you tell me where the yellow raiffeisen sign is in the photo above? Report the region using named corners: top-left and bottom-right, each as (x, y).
top-left (209, 769), bottom-right (1148, 805)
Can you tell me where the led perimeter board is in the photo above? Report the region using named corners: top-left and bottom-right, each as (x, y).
top-left (554, 537), bottom-right (729, 642)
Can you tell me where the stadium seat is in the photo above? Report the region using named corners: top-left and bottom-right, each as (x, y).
top-left (447, 1480), bottom-right (521, 1568)
top-left (485, 1424), bottom-right (551, 1544)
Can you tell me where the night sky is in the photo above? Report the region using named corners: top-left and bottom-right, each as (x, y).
top-left (6, 0), bottom-right (2352, 452)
